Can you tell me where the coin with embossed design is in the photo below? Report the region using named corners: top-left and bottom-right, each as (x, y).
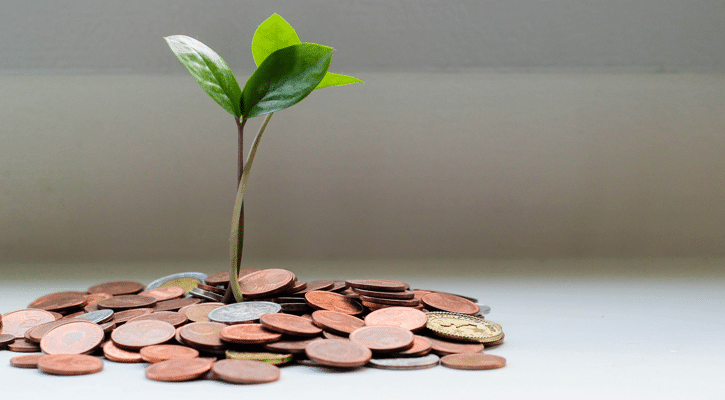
top-left (207, 301), bottom-right (281, 324)
top-left (305, 339), bottom-right (372, 368)
top-left (311, 310), bottom-right (365, 335)
top-left (219, 323), bottom-right (282, 344)
top-left (238, 269), bottom-right (296, 298)
top-left (87, 281), bottom-right (145, 296)
top-left (40, 320), bottom-right (104, 354)
top-left (38, 354), bottom-right (104, 375)
top-left (145, 358), bottom-right (213, 382)
top-left (212, 359), bottom-right (281, 384)
top-left (305, 291), bottom-right (364, 315)
top-left (111, 320), bottom-right (176, 350)
top-left (421, 292), bottom-right (479, 315)
top-left (349, 326), bottom-right (415, 353)
top-left (0, 309), bottom-right (56, 338)
top-left (146, 272), bottom-right (208, 294)
top-left (369, 354), bottom-right (440, 370)
top-left (426, 312), bottom-right (503, 343)
top-left (364, 307), bottom-right (428, 331)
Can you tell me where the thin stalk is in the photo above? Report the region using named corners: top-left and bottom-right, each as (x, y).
top-left (228, 112), bottom-right (274, 302)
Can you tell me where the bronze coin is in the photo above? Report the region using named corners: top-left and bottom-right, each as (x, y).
top-left (421, 292), bottom-right (480, 315)
top-left (358, 295), bottom-right (420, 307)
top-left (179, 322), bottom-right (227, 350)
top-left (263, 337), bottom-right (320, 354)
top-left (111, 320), bottom-right (176, 350)
top-left (239, 269), bottom-right (296, 298)
top-left (40, 320), bottom-right (104, 355)
top-left (25, 319), bottom-right (87, 343)
top-left (345, 279), bottom-right (409, 292)
top-left (305, 291), bottom-right (364, 315)
top-left (127, 311), bottom-right (188, 327)
top-left (260, 313), bottom-right (322, 337)
top-left (440, 353), bottom-right (506, 370)
top-left (321, 330), bottom-right (348, 340)
top-left (138, 286), bottom-right (185, 302)
top-left (394, 335), bottom-right (433, 357)
top-left (352, 288), bottom-right (416, 300)
top-left (113, 308), bottom-right (154, 325)
top-left (37, 354), bottom-right (104, 375)
top-left (212, 359), bottom-right (281, 384)
top-left (311, 310), bottom-right (365, 335)
top-left (330, 281), bottom-right (348, 292)
top-left (289, 280), bottom-right (335, 295)
top-left (10, 354), bottom-right (46, 369)
top-left (361, 300), bottom-right (424, 312)
top-left (97, 295), bottom-right (157, 311)
top-left (27, 291), bottom-right (88, 312)
top-left (219, 323), bottom-right (282, 344)
top-left (48, 311), bottom-right (64, 320)
top-left (88, 280), bottom-right (145, 296)
top-left (427, 336), bottom-right (484, 355)
top-left (178, 302), bottom-right (224, 323)
top-left (0, 309), bottom-right (56, 338)
top-left (140, 344), bottom-right (199, 363)
top-left (287, 280), bottom-right (307, 293)
top-left (364, 307), bottom-right (428, 332)
top-left (0, 333), bottom-right (15, 346)
top-left (349, 326), bottom-right (415, 353)
top-left (8, 338), bottom-right (41, 353)
top-left (145, 358), bottom-right (213, 382)
top-left (102, 341), bottom-right (142, 363)
top-left (305, 339), bottom-right (372, 368)
top-left (84, 292), bottom-right (113, 303)
top-left (100, 321), bottom-right (116, 334)
top-left (154, 297), bottom-right (201, 312)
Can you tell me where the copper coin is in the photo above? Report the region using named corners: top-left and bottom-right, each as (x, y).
top-left (212, 359), bottom-right (281, 384)
top-left (219, 324), bottom-right (282, 344)
top-left (62, 311), bottom-right (85, 319)
top-left (84, 292), bottom-right (112, 303)
top-left (138, 286), bottom-right (185, 302)
top-left (111, 320), bottom-right (176, 350)
top-left (349, 326), bottom-right (415, 353)
top-left (358, 295), bottom-right (420, 307)
top-left (97, 295), bottom-right (157, 311)
top-left (178, 302), bottom-right (224, 323)
top-left (364, 307), bottom-right (428, 332)
top-left (203, 271), bottom-right (231, 286)
top-left (352, 288), bottom-right (416, 300)
top-left (100, 321), bottom-right (116, 334)
top-left (27, 291), bottom-right (88, 312)
top-left (440, 353), bottom-right (506, 370)
top-left (305, 339), bottom-right (372, 368)
top-left (145, 358), bottom-right (213, 382)
top-left (40, 321), bottom-right (104, 355)
top-left (8, 338), bottom-right (41, 352)
top-left (329, 281), bottom-right (347, 292)
top-left (102, 341), bottom-right (142, 363)
top-left (127, 311), bottom-right (188, 327)
top-left (10, 354), bottom-right (46, 368)
top-left (345, 279), bottom-right (408, 292)
top-left (113, 308), bottom-right (154, 325)
top-left (0, 333), bottom-right (15, 346)
top-left (311, 310), bottom-right (365, 335)
top-left (0, 309), bottom-right (56, 338)
top-left (260, 313), bottom-right (322, 337)
top-left (140, 344), bottom-right (199, 363)
top-left (263, 337), bottom-right (320, 354)
top-left (179, 322), bottom-right (227, 350)
top-left (88, 280), bottom-right (145, 296)
top-left (25, 319), bottom-right (87, 343)
top-left (361, 300), bottom-right (424, 312)
top-left (305, 291), bottom-right (364, 315)
top-left (394, 335), bottom-right (433, 357)
top-left (239, 269), bottom-right (296, 298)
top-left (154, 297), bottom-right (201, 312)
top-left (289, 280), bottom-right (335, 295)
top-left (37, 354), bottom-right (104, 375)
top-left (196, 283), bottom-right (226, 296)
top-left (321, 331), bottom-right (348, 340)
top-left (421, 292), bottom-right (480, 315)
top-left (287, 280), bottom-right (307, 293)
top-left (427, 336), bottom-right (484, 355)
top-left (48, 311), bottom-right (64, 320)
top-left (83, 302), bottom-right (99, 313)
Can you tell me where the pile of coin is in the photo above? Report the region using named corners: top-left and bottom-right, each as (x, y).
top-left (1, 269), bottom-right (506, 382)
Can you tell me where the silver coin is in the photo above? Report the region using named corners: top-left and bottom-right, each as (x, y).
top-left (146, 272), bottom-right (208, 290)
top-left (189, 287), bottom-right (224, 302)
top-left (207, 301), bottom-right (282, 324)
top-left (74, 309), bottom-right (114, 324)
top-left (478, 305), bottom-right (491, 315)
top-left (368, 354), bottom-right (440, 370)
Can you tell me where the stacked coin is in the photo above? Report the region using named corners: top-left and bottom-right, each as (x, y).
top-left (1, 269), bottom-right (506, 381)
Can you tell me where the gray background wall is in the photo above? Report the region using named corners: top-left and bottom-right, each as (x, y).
top-left (2, 1), bottom-right (725, 263)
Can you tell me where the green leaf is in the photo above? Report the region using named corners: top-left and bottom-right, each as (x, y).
top-left (316, 72), bottom-right (363, 89)
top-left (242, 43), bottom-right (332, 118)
top-left (165, 35), bottom-right (242, 118)
top-left (252, 13), bottom-right (301, 67)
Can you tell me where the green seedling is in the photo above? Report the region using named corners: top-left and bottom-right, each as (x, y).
top-left (166, 14), bottom-right (361, 303)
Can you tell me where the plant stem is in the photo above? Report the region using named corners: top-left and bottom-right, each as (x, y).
top-left (228, 112), bottom-right (274, 302)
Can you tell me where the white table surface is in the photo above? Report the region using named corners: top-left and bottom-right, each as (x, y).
top-left (1, 259), bottom-right (723, 399)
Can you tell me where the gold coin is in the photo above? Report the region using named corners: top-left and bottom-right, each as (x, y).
top-left (159, 278), bottom-right (202, 294)
top-left (225, 351), bottom-right (293, 365)
top-left (425, 312), bottom-right (503, 343)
